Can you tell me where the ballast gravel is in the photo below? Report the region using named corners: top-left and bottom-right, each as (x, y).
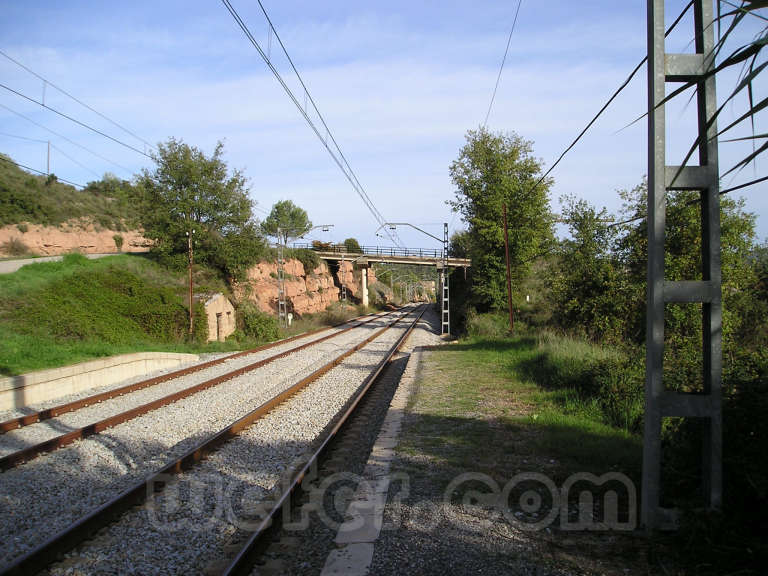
top-left (43, 307), bottom-right (420, 575)
top-left (0, 314), bottom-right (386, 458)
top-left (0, 316), bottom-right (374, 425)
top-left (0, 310), bottom-right (407, 569)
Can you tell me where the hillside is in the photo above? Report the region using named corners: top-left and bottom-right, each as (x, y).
top-left (0, 154), bottom-right (142, 229)
top-left (0, 253), bottom-right (208, 375)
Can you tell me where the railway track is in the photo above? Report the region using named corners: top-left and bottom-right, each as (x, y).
top-left (0, 304), bottom-right (426, 575)
top-left (0, 308), bottom-right (391, 434)
top-left (0, 309), bottom-right (397, 470)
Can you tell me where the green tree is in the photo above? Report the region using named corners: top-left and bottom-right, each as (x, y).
top-left (137, 138), bottom-right (265, 279)
top-left (448, 127), bottom-right (553, 311)
top-left (448, 230), bottom-right (471, 258)
top-left (261, 200), bottom-right (312, 245)
top-left (549, 196), bottom-right (628, 341)
top-left (343, 237), bottom-right (362, 253)
top-left (616, 180), bottom-right (759, 389)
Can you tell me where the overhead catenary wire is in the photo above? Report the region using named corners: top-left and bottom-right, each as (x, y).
top-left (220, 0), bottom-right (402, 247)
top-left (0, 130), bottom-right (102, 178)
top-left (0, 102), bottom-right (133, 175)
top-left (0, 49), bottom-right (154, 151)
top-left (483, 0), bottom-right (523, 127)
top-left (0, 82), bottom-right (151, 159)
top-left (50, 143), bottom-right (101, 179)
top-left (527, 0), bottom-right (695, 201)
top-left (0, 154), bottom-right (86, 188)
top-left (0, 131), bottom-right (47, 144)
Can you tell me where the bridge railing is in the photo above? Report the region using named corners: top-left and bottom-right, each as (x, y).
top-left (290, 242), bottom-right (444, 259)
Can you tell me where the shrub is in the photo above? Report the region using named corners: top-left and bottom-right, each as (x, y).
top-left (239, 303), bottom-right (279, 341)
top-left (343, 237), bottom-right (362, 253)
top-left (1, 237), bottom-right (31, 257)
top-left (466, 309), bottom-right (510, 338)
top-left (113, 234), bottom-right (124, 252)
top-left (291, 248), bottom-right (320, 273)
top-left (16, 223), bottom-right (28, 233)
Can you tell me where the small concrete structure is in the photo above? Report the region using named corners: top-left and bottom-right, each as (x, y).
top-left (0, 352), bottom-right (199, 411)
top-left (200, 293), bottom-right (236, 342)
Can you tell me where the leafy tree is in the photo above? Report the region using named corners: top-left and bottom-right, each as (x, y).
top-left (448, 230), bottom-right (471, 259)
top-left (343, 237), bottom-right (362, 253)
top-left (549, 196), bottom-right (628, 341)
top-left (448, 127), bottom-right (553, 311)
top-left (615, 179), bottom-right (759, 390)
top-left (260, 200), bottom-right (311, 245)
top-left (137, 138), bottom-right (265, 279)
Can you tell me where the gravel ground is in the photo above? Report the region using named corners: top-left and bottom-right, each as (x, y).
top-left (0, 314), bottom-right (388, 458)
top-left (42, 307), bottom-right (422, 575)
top-left (255, 304), bottom-right (445, 576)
top-left (0, 310), bottom-right (407, 568)
top-left (0, 315), bottom-right (379, 425)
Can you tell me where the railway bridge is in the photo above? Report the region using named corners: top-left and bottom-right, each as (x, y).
top-left (290, 242), bottom-right (471, 332)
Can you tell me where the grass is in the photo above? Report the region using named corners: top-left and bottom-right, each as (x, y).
top-left (404, 335), bottom-right (641, 480)
top-left (0, 254), bottom-right (385, 376)
top-left (389, 326), bottom-right (648, 574)
top-left (0, 253), bottom-right (245, 376)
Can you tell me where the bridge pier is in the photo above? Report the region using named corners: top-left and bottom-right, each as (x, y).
top-left (361, 266), bottom-right (369, 308)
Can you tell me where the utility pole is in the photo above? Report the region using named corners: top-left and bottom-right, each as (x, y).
top-left (186, 229), bottom-right (195, 336)
top-left (643, 0), bottom-right (722, 530)
top-left (277, 226), bottom-right (287, 327)
top-left (503, 203), bottom-right (514, 332)
top-left (441, 222), bottom-right (450, 335)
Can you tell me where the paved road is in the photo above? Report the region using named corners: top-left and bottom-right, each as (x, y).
top-left (0, 253), bottom-right (119, 274)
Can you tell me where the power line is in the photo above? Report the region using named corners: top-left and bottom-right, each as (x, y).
top-left (0, 131), bottom-right (47, 144)
top-left (220, 0), bottom-right (401, 247)
top-left (0, 81), bottom-right (151, 158)
top-left (521, 1), bottom-right (694, 204)
top-left (483, 0), bottom-right (523, 127)
top-left (253, 0), bottom-right (400, 247)
top-left (50, 143), bottom-right (101, 179)
top-left (0, 102), bottom-right (133, 174)
top-left (0, 131), bottom-right (102, 179)
top-left (0, 154), bottom-right (86, 188)
top-left (0, 49), bottom-right (154, 151)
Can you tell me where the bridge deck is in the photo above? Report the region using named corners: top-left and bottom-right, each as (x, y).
top-left (290, 243), bottom-right (470, 268)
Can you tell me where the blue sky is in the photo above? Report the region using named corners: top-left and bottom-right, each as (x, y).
top-left (0, 1), bottom-right (765, 248)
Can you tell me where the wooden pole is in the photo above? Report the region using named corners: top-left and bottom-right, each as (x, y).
top-left (503, 203), bottom-right (514, 333)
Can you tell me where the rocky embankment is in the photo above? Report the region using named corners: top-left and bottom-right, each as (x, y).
top-left (234, 259), bottom-right (379, 316)
top-left (0, 221), bottom-right (150, 256)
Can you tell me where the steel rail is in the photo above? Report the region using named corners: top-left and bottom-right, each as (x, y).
top-left (0, 309), bottom-right (400, 470)
top-left (0, 309), bottom-right (393, 434)
top-left (0, 306), bottom-right (419, 576)
top-left (222, 304), bottom-right (427, 576)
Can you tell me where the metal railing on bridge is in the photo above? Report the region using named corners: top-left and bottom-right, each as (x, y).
top-left (290, 242), bottom-right (444, 260)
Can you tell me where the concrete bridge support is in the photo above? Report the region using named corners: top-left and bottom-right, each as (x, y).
top-left (361, 266), bottom-right (369, 308)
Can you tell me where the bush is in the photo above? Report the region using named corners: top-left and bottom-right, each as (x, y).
top-left (113, 234), bottom-right (124, 252)
top-left (291, 248), bottom-right (320, 273)
top-left (1, 237), bottom-right (31, 257)
top-left (239, 303), bottom-right (279, 341)
top-left (466, 309), bottom-right (510, 338)
top-left (16, 223), bottom-right (28, 233)
top-left (343, 237), bottom-right (362, 253)
top-left (519, 332), bottom-right (644, 433)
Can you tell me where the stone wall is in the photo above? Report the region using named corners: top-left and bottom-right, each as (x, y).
top-left (200, 293), bottom-right (236, 342)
